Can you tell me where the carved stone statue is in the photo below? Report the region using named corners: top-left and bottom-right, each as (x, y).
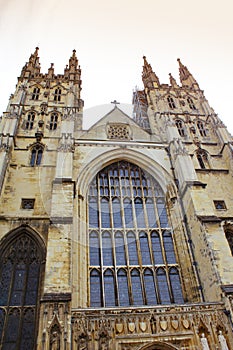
top-left (218, 331), bottom-right (229, 350)
top-left (200, 333), bottom-right (210, 350)
top-left (50, 331), bottom-right (60, 350)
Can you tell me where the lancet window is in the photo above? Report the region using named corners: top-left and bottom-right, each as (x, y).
top-left (167, 96), bottom-right (176, 109)
top-left (25, 112), bottom-right (35, 130)
top-left (54, 88), bottom-right (62, 102)
top-left (32, 87), bottom-right (40, 100)
top-left (175, 119), bottom-right (186, 137)
top-left (49, 112), bottom-right (58, 130)
top-left (30, 144), bottom-right (43, 166)
top-left (187, 97), bottom-right (196, 110)
top-left (88, 161), bottom-right (184, 307)
top-left (197, 120), bottom-right (207, 137)
top-left (0, 231), bottom-right (44, 348)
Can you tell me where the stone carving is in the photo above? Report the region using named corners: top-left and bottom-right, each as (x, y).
top-left (200, 333), bottom-right (210, 350)
top-left (107, 123), bottom-right (131, 140)
top-left (50, 329), bottom-right (60, 350)
top-left (57, 133), bottom-right (74, 152)
top-left (218, 331), bottom-right (229, 350)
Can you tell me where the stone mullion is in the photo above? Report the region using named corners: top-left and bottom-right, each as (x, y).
top-left (97, 174), bottom-right (105, 307)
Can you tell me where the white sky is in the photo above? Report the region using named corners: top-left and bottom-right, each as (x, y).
top-left (0, 0), bottom-right (233, 132)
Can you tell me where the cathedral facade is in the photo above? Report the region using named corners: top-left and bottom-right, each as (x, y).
top-left (0, 48), bottom-right (233, 349)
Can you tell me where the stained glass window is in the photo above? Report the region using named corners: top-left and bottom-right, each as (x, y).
top-left (0, 232), bottom-right (43, 348)
top-left (88, 161), bottom-right (183, 307)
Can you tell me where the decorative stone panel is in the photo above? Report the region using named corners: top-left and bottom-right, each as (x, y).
top-left (106, 123), bottom-right (131, 140)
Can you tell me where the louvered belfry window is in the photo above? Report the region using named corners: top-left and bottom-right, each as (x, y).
top-left (0, 232), bottom-right (43, 348)
top-left (88, 161), bottom-right (184, 307)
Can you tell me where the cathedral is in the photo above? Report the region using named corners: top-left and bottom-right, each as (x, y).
top-left (0, 47), bottom-right (233, 349)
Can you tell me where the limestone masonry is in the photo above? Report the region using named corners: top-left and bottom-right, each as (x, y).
top-left (0, 48), bottom-right (233, 349)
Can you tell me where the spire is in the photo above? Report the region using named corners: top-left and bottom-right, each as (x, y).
top-left (20, 47), bottom-right (41, 78)
top-left (142, 56), bottom-right (160, 89)
top-left (64, 50), bottom-right (81, 82)
top-left (169, 73), bottom-right (179, 88)
top-left (177, 58), bottom-right (199, 89)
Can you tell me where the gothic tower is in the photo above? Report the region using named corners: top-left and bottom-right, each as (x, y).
top-left (0, 49), bottom-right (233, 349)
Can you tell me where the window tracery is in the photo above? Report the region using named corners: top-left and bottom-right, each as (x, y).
top-left (167, 96), bottom-right (176, 109)
top-left (54, 88), bottom-right (62, 102)
top-left (197, 120), bottom-right (207, 137)
top-left (30, 143), bottom-right (44, 166)
top-left (107, 124), bottom-right (131, 140)
top-left (49, 112), bottom-right (58, 130)
top-left (25, 112), bottom-right (35, 130)
top-left (187, 97), bottom-right (196, 110)
top-left (175, 119), bottom-right (186, 137)
top-left (32, 87), bottom-right (40, 100)
top-left (0, 231), bottom-right (43, 348)
top-left (88, 161), bottom-right (184, 307)
top-left (196, 149), bottom-right (209, 169)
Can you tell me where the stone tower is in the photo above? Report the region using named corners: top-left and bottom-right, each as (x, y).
top-left (0, 49), bottom-right (233, 349)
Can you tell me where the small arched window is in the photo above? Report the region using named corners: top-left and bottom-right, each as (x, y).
top-left (197, 120), bottom-right (207, 137)
top-left (32, 87), bottom-right (40, 100)
top-left (187, 97), bottom-right (196, 110)
top-left (30, 144), bottom-right (43, 166)
top-left (54, 88), bottom-right (62, 102)
top-left (196, 149), bottom-right (209, 169)
top-left (175, 119), bottom-right (186, 137)
top-left (49, 113), bottom-right (58, 130)
top-left (25, 112), bottom-right (35, 130)
top-left (167, 96), bottom-right (176, 109)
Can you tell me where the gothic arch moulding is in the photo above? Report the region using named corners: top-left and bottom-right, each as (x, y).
top-left (139, 341), bottom-right (179, 350)
top-left (76, 148), bottom-right (173, 197)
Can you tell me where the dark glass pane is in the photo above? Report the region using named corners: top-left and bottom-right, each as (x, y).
top-left (20, 308), bottom-right (35, 349)
top-left (170, 268), bottom-right (184, 304)
top-left (89, 198), bottom-right (98, 228)
top-left (146, 199), bottom-right (157, 228)
top-left (36, 150), bottom-right (43, 165)
top-left (131, 269), bottom-right (143, 305)
top-left (118, 269), bottom-right (129, 306)
top-left (112, 198), bottom-right (122, 228)
top-left (163, 231), bottom-right (176, 264)
top-left (10, 264), bottom-right (27, 306)
top-left (115, 232), bottom-right (126, 265)
top-left (102, 232), bottom-right (113, 266)
top-left (156, 199), bottom-right (168, 227)
top-left (0, 308), bottom-right (5, 341)
top-left (157, 268), bottom-right (170, 304)
top-left (90, 232), bottom-right (100, 266)
top-left (25, 262), bottom-right (39, 305)
top-left (30, 150), bottom-right (36, 166)
top-left (144, 269), bottom-right (157, 305)
top-left (90, 270), bottom-right (101, 307)
top-left (101, 198), bottom-right (110, 228)
top-left (4, 308), bottom-right (20, 345)
top-left (104, 270), bottom-right (115, 306)
top-left (127, 232), bottom-right (138, 265)
top-left (151, 232), bottom-right (164, 264)
top-left (135, 198), bottom-right (145, 228)
top-left (124, 199), bottom-right (133, 228)
top-left (139, 232), bottom-right (151, 265)
top-left (0, 261), bottom-right (13, 305)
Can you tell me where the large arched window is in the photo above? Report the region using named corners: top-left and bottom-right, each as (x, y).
top-left (88, 161), bottom-right (184, 307)
top-left (0, 230), bottom-right (45, 348)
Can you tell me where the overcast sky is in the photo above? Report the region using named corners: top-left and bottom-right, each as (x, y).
top-left (0, 0), bottom-right (232, 132)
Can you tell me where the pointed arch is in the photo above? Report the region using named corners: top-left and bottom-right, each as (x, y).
top-left (139, 342), bottom-right (179, 350)
top-left (86, 160), bottom-right (183, 307)
top-left (0, 225), bottom-right (46, 349)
